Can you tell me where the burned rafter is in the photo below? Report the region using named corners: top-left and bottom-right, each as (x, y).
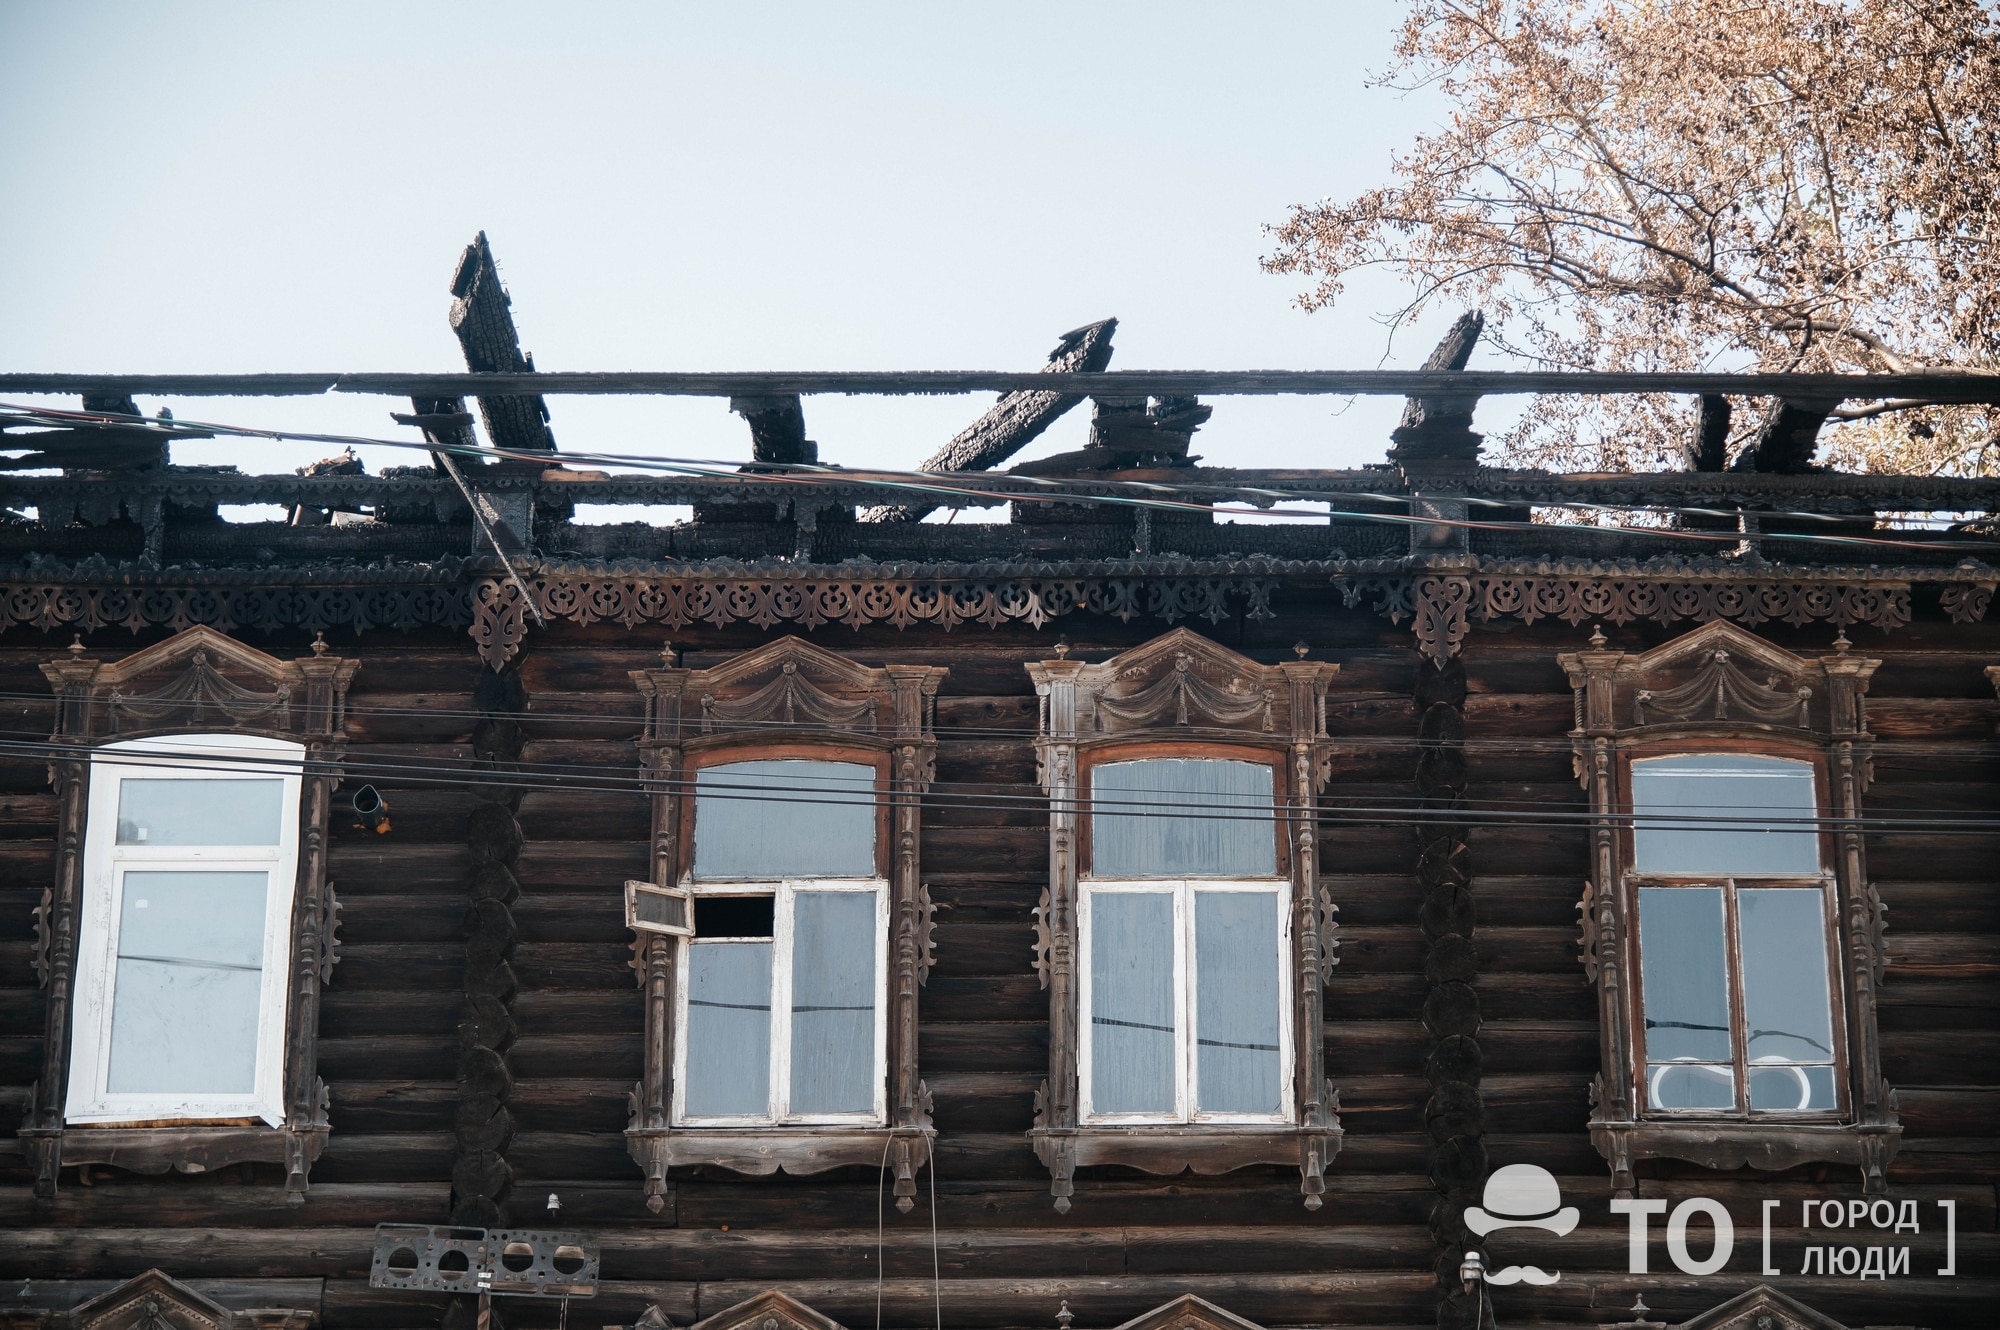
top-left (1689, 395), bottom-right (1732, 472)
top-left (1009, 394), bottom-right (1212, 476)
top-left (448, 232), bottom-right (556, 458)
top-left (1732, 396), bottom-right (1842, 474)
top-left (0, 395), bottom-right (208, 472)
top-left (731, 395), bottom-right (817, 466)
top-left (1389, 311), bottom-right (1485, 467)
top-left (863, 319), bottom-right (1116, 522)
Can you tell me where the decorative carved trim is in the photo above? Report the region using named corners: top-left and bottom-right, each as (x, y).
top-left (476, 577), bottom-right (1278, 667)
top-left (26, 627), bottom-right (357, 1200)
top-left (1025, 630), bottom-right (1342, 1210)
top-left (625, 637), bottom-right (947, 1213)
top-left (1559, 620), bottom-right (1898, 1196)
top-left (687, 1290), bottom-right (847, 1330)
top-left (1665, 1283), bottom-right (1855, 1330)
top-left (1108, 1294), bottom-right (1270, 1330)
top-left (1414, 576), bottom-right (1471, 664)
top-left (1470, 576), bottom-right (1913, 632)
top-left (11, 1269), bottom-right (318, 1330)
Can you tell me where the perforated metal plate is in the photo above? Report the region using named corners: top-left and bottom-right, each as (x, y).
top-left (369, 1224), bottom-right (599, 1297)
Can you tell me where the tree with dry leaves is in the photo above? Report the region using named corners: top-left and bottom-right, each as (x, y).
top-left (1264, 0), bottom-right (2000, 474)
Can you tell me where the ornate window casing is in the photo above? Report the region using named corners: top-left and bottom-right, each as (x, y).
top-left (1562, 621), bottom-right (1898, 1196)
top-left (1026, 628), bottom-right (1342, 1211)
top-left (23, 627), bottom-right (357, 1199)
top-left (624, 637), bottom-right (946, 1213)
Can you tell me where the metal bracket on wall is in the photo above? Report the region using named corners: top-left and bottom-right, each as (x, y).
top-left (369, 1223), bottom-right (600, 1297)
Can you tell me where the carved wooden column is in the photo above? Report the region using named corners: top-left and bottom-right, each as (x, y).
top-left (1028, 656), bottom-right (1085, 1213)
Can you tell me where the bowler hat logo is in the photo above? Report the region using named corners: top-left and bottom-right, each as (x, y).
top-left (1463, 1164), bottom-right (1579, 1286)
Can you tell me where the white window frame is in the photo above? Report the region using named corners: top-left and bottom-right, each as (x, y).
top-left (1077, 877), bottom-right (1294, 1127)
top-left (671, 877), bottom-right (890, 1128)
top-left (65, 732), bottom-right (304, 1126)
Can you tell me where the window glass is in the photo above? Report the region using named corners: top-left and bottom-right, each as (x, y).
top-left (1194, 890), bottom-right (1282, 1114)
top-left (116, 778), bottom-right (284, 846)
top-left (789, 891), bottom-right (877, 1115)
top-left (692, 760), bottom-right (875, 879)
top-left (1740, 887), bottom-right (1838, 1111)
top-left (106, 871), bottom-right (268, 1094)
top-left (1631, 755), bottom-right (1819, 875)
top-left (1092, 758), bottom-right (1276, 877)
top-left (683, 941), bottom-right (773, 1117)
top-left (1089, 891), bottom-right (1176, 1114)
top-left (1638, 885), bottom-right (1734, 1109)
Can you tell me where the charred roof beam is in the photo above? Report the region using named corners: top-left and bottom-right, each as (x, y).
top-left (448, 232), bottom-right (556, 459)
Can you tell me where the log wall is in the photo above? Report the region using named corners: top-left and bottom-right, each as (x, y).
top-left (1, 596), bottom-right (1995, 1330)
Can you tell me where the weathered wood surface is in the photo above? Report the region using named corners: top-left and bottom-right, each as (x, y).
top-left (2, 607), bottom-right (1998, 1330)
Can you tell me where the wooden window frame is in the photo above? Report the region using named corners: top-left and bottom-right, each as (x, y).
top-left (66, 733), bottom-right (306, 1126)
top-left (1561, 621), bottom-right (1899, 1196)
top-left (1027, 629), bottom-right (1342, 1212)
top-left (23, 627), bottom-right (357, 1201)
top-left (625, 638), bottom-right (945, 1213)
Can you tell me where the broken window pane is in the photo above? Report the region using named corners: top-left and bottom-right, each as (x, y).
top-left (106, 871), bottom-right (268, 1094)
top-left (1091, 758), bottom-right (1275, 878)
top-left (1194, 890), bottom-right (1282, 1115)
top-left (789, 890), bottom-right (877, 1115)
top-left (1089, 890), bottom-right (1176, 1115)
top-left (1631, 755), bottom-right (1819, 876)
top-left (692, 760), bottom-right (875, 879)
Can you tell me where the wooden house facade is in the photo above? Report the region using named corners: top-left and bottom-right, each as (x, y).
top-left (2, 257), bottom-right (1997, 1330)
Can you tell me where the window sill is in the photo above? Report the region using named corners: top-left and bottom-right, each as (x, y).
top-left (1591, 1115), bottom-right (1901, 1196)
top-left (626, 1126), bottom-right (933, 1214)
top-left (20, 1122), bottom-right (328, 1196)
top-left (1030, 1123), bottom-right (1343, 1211)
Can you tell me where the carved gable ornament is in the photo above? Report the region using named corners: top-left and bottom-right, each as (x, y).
top-left (42, 626), bottom-right (358, 743)
top-left (1032, 627), bottom-right (1334, 742)
top-left (1607, 1284), bottom-right (1851, 1330)
top-left (1560, 620), bottom-right (1877, 740)
top-left (635, 635), bottom-right (943, 744)
top-left (24, 1269), bottom-right (317, 1330)
top-left (685, 1291), bottom-right (845, 1330)
top-left (1107, 1295), bottom-right (1268, 1330)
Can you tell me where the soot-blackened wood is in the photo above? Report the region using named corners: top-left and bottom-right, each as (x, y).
top-left (863, 320), bottom-right (1117, 522)
top-left (1389, 313), bottom-right (1484, 466)
top-left (451, 661), bottom-right (526, 1236)
top-left (1690, 395), bottom-right (1731, 472)
top-left (730, 396), bottom-right (816, 466)
top-left (448, 232), bottom-right (556, 456)
top-left (1413, 652), bottom-right (1483, 1330)
top-left (1733, 397), bottom-right (1839, 474)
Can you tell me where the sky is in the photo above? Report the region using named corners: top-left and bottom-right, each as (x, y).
top-left (0, 2), bottom-right (1460, 502)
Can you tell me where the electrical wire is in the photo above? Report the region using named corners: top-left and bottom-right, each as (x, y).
top-left (33, 737), bottom-right (2000, 836)
top-left (4, 401), bottom-right (1995, 556)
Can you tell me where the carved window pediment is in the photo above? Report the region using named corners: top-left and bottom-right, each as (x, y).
top-left (1639, 1283), bottom-right (1852, 1330)
top-left (625, 637), bottom-right (946, 1214)
top-left (34, 1268), bottom-right (316, 1330)
top-left (685, 1290), bottom-right (846, 1330)
top-left (1032, 627), bottom-right (1331, 740)
top-left (1562, 622), bottom-right (1896, 1197)
top-left (23, 628), bottom-right (358, 1202)
top-left (1107, 1296), bottom-right (1268, 1330)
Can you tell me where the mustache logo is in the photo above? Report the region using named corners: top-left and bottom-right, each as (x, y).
top-left (1484, 1264), bottom-right (1561, 1287)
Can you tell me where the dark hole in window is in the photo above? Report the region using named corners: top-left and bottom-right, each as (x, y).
top-left (501, 1242), bottom-right (535, 1273)
top-left (387, 1248), bottom-right (419, 1272)
top-left (437, 1250), bottom-right (470, 1277)
top-left (697, 895), bottom-right (776, 938)
top-left (552, 1246), bottom-right (587, 1275)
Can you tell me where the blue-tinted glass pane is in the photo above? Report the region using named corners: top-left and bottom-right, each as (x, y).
top-left (1194, 891), bottom-right (1282, 1114)
top-left (684, 942), bottom-right (772, 1116)
top-left (107, 871), bottom-right (268, 1094)
top-left (693, 761), bottom-right (875, 879)
top-left (1632, 755), bottom-right (1819, 875)
top-left (1089, 891), bottom-right (1175, 1114)
top-left (1638, 886), bottom-right (1732, 1062)
top-left (790, 891), bottom-right (877, 1115)
top-left (1740, 887), bottom-right (1838, 1111)
top-left (1092, 759), bottom-right (1275, 878)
